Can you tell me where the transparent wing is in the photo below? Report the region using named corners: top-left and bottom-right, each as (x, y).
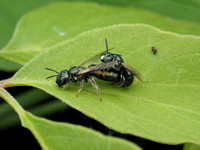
top-left (79, 48), bottom-right (114, 67)
top-left (79, 51), bottom-right (105, 66)
top-left (120, 62), bottom-right (143, 81)
top-left (78, 61), bottom-right (118, 75)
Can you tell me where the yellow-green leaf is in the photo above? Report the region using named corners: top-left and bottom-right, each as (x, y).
top-left (8, 24), bottom-right (200, 144)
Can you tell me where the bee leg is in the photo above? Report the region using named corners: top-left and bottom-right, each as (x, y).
top-left (61, 82), bottom-right (70, 90)
top-left (76, 80), bottom-right (85, 97)
top-left (61, 78), bottom-right (71, 90)
top-left (89, 76), bottom-right (102, 101)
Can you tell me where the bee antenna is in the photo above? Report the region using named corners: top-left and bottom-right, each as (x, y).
top-left (105, 37), bottom-right (108, 52)
top-left (45, 68), bottom-right (59, 74)
top-left (46, 75), bottom-right (58, 79)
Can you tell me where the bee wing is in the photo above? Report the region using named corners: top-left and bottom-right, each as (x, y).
top-left (79, 48), bottom-right (114, 67)
top-left (120, 62), bottom-right (143, 81)
top-left (78, 61), bottom-right (118, 75)
top-left (79, 51), bottom-right (105, 66)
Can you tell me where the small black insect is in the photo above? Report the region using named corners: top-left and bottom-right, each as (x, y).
top-left (152, 47), bottom-right (157, 54)
top-left (45, 66), bottom-right (102, 101)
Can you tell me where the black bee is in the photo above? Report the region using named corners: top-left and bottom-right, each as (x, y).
top-left (45, 61), bottom-right (118, 101)
top-left (45, 66), bottom-right (102, 100)
top-left (78, 38), bottom-right (142, 87)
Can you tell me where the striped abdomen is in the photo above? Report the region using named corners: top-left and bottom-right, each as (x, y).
top-left (90, 68), bottom-right (120, 82)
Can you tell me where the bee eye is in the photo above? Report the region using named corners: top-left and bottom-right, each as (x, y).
top-left (101, 55), bottom-right (104, 61)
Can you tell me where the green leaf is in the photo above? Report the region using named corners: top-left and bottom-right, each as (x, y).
top-left (87, 0), bottom-right (200, 23)
top-left (8, 24), bottom-right (200, 144)
top-left (0, 0), bottom-right (65, 49)
top-left (1, 2), bottom-right (200, 64)
top-left (23, 113), bottom-right (141, 150)
top-left (0, 0), bottom-right (63, 71)
top-left (0, 88), bottom-right (141, 150)
top-left (1, 0), bottom-right (199, 50)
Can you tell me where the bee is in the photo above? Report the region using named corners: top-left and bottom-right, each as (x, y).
top-left (152, 47), bottom-right (157, 54)
top-left (45, 61), bottom-right (118, 101)
top-left (78, 38), bottom-right (142, 87)
top-left (45, 66), bottom-right (102, 100)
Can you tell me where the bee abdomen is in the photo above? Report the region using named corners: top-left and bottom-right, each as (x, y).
top-left (120, 70), bottom-right (134, 87)
top-left (91, 68), bottom-right (120, 82)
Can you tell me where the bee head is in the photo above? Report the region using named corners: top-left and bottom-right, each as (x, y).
top-left (45, 68), bottom-right (69, 87)
top-left (56, 70), bottom-right (69, 86)
top-left (101, 52), bottom-right (114, 63)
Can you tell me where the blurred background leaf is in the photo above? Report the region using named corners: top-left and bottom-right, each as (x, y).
top-left (82, 0), bottom-right (200, 23)
top-left (0, 59), bottom-right (21, 72)
top-left (1, 2), bottom-right (200, 65)
top-left (0, 0), bottom-right (199, 50)
top-left (0, 0), bottom-right (64, 72)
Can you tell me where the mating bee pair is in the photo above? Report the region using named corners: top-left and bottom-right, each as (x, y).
top-left (46, 38), bottom-right (142, 101)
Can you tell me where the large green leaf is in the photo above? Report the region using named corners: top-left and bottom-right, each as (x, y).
top-left (1, 2), bottom-right (200, 64)
top-left (0, 88), bottom-right (140, 150)
top-left (7, 24), bottom-right (200, 144)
